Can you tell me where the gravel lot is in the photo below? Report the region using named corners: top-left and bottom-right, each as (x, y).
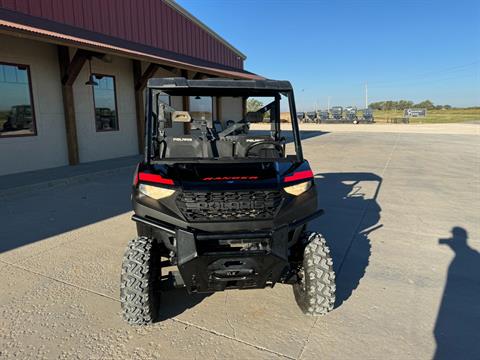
top-left (0, 124), bottom-right (479, 359)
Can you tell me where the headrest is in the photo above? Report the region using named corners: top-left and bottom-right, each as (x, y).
top-left (172, 111), bottom-right (191, 123)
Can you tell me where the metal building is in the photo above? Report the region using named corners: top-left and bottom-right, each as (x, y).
top-left (0, 0), bottom-right (259, 175)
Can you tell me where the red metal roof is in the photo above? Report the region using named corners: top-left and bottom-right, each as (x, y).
top-left (0, 18), bottom-right (263, 80)
top-left (0, 0), bottom-right (246, 70)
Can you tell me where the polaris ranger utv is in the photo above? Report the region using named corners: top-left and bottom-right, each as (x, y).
top-left (305, 111), bottom-right (317, 123)
top-left (362, 108), bottom-right (375, 123)
top-left (121, 78), bottom-right (335, 324)
top-left (345, 106), bottom-right (358, 123)
top-left (331, 106), bottom-right (343, 120)
top-left (296, 111), bottom-right (306, 123)
top-left (319, 110), bottom-right (329, 122)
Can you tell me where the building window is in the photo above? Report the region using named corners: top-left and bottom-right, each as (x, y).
top-left (0, 62), bottom-right (36, 138)
top-left (189, 96), bottom-right (213, 121)
top-left (92, 74), bottom-right (119, 132)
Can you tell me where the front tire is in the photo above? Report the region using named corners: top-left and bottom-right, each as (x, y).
top-left (120, 236), bottom-right (160, 324)
top-left (293, 232), bottom-right (336, 315)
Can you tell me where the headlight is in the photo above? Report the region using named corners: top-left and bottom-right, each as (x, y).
top-left (138, 184), bottom-right (175, 200)
top-left (283, 181), bottom-right (312, 196)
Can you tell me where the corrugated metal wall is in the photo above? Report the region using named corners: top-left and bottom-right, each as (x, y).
top-left (0, 0), bottom-right (243, 69)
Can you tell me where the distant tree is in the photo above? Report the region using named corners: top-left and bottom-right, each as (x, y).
top-left (369, 102), bottom-right (379, 110)
top-left (414, 100), bottom-right (435, 110)
top-left (247, 98), bottom-right (264, 112)
top-left (369, 100), bottom-right (457, 111)
top-left (369, 101), bottom-right (385, 110)
top-left (398, 100), bottom-right (414, 110)
top-left (368, 100), bottom-right (411, 111)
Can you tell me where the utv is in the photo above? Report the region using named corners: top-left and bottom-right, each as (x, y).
top-left (305, 111), bottom-right (317, 123)
top-left (362, 108), bottom-right (374, 123)
top-left (345, 107), bottom-right (358, 123)
top-left (296, 111), bottom-right (305, 123)
top-left (121, 78), bottom-right (336, 324)
top-left (2, 105), bottom-right (33, 131)
top-left (330, 106), bottom-right (343, 120)
top-left (319, 110), bottom-right (329, 121)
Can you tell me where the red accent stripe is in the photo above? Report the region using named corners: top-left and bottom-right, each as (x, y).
top-left (284, 170), bottom-right (314, 183)
top-left (202, 176), bottom-right (259, 181)
top-left (138, 172), bottom-right (174, 185)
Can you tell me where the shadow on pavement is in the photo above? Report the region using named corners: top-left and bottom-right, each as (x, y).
top-left (310, 172), bottom-right (383, 308)
top-left (156, 286), bottom-right (210, 322)
top-left (0, 168), bottom-right (133, 254)
top-left (434, 227), bottom-right (480, 359)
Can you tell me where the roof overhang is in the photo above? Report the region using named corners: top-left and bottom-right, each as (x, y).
top-left (147, 77), bottom-right (291, 96)
top-left (0, 18), bottom-right (263, 81)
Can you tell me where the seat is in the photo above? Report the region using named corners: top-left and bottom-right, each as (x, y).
top-left (162, 136), bottom-right (211, 158)
top-left (214, 139), bottom-right (235, 158)
top-left (231, 135), bottom-right (281, 158)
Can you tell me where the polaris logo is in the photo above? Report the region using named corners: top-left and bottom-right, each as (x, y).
top-left (202, 176), bottom-right (259, 181)
top-left (245, 139), bottom-right (262, 143)
top-left (185, 200), bottom-right (273, 210)
top-left (172, 137), bottom-right (193, 142)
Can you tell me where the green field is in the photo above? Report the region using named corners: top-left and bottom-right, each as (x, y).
top-left (372, 108), bottom-right (480, 123)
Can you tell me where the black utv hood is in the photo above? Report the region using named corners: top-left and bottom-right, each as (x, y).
top-left (173, 162), bottom-right (276, 190)
top-left (138, 160), bottom-right (310, 191)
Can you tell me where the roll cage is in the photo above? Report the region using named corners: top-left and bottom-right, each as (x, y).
top-left (144, 78), bottom-right (304, 163)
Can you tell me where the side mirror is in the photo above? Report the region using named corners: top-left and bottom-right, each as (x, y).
top-left (172, 111), bottom-right (192, 123)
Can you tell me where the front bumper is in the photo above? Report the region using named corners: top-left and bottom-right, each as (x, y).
top-left (132, 209), bottom-right (323, 293)
top-left (175, 226), bottom-right (289, 292)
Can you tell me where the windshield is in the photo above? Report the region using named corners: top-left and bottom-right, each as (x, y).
top-left (145, 88), bottom-right (302, 162)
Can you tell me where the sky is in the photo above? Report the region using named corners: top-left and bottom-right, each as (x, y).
top-left (177, 0), bottom-right (480, 110)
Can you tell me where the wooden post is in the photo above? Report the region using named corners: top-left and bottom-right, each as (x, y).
top-left (216, 96), bottom-right (222, 121)
top-left (181, 69), bottom-right (190, 135)
top-left (58, 46), bottom-right (88, 165)
top-left (134, 89), bottom-right (145, 154)
top-left (182, 95), bottom-right (190, 135)
top-left (133, 61), bottom-right (160, 153)
top-left (61, 85), bottom-right (79, 165)
top-left (133, 60), bottom-right (145, 153)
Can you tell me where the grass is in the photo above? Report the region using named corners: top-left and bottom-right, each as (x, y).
top-left (372, 108), bottom-right (480, 124)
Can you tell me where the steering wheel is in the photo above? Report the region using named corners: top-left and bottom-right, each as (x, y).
top-left (245, 140), bottom-right (285, 158)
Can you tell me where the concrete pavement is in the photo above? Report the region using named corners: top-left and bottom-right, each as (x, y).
top-left (0, 124), bottom-right (478, 359)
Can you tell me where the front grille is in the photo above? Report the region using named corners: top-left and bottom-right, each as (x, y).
top-left (176, 191), bottom-right (282, 222)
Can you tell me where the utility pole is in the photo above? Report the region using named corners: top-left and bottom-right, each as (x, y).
top-left (365, 82), bottom-right (368, 109)
top-left (327, 96), bottom-right (331, 111)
